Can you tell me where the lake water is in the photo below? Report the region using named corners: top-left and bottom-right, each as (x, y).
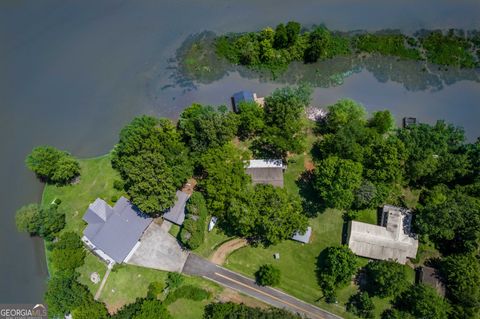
top-left (1, 0), bottom-right (479, 303)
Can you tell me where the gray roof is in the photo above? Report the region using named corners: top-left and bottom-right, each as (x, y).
top-left (292, 227), bottom-right (312, 244)
top-left (347, 205), bottom-right (418, 264)
top-left (246, 167), bottom-right (284, 187)
top-left (83, 197), bottom-right (152, 263)
top-left (163, 191), bottom-right (190, 225)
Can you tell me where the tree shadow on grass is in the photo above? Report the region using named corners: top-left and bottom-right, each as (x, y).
top-left (296, 170), bottom-right (326, 217)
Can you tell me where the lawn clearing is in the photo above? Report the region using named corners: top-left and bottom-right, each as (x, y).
top-left (192, 227), bottom-right (233, 259)
top-left (41, 154), bottom-right (124, 236)
top-left (76, 251), bottom-right (108, 295)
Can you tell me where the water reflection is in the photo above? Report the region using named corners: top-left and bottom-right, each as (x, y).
top-left (174, 32), bottom-right (480, 92)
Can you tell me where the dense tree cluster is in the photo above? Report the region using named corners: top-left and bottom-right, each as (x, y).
top-left (317, 245), bottom-right (358, 302)
top-left (216, 23), bottom-right (479, 72)
top-left (15, 203), bottom-right (65, 241)
top-left (26, 145), bottom-right (80, 185)
top-left (346, 292), bottom-right (375, 319)
top-left (204, 302), bottom-right (302, 319)
top-left (178, 104), bottom-right (238, 153)
top-left (363, 260), bottom-right (408, 298)
top-left (111, 116), bottom-right (192, 214)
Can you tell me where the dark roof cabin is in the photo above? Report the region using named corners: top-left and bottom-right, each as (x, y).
top-left (416, 266), bottom-right (446, 296)
top-left (246, 159), bottom-right (285, 188)
top-left (231, 91), bottom-right (255, 113)
top-left (403, 117), bottom-right (417, 128)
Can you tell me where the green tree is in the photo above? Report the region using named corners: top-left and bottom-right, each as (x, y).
top-left (324, 99), bottom-right (367, 133)
top-left (197, 143), bottom-right (250, 215)
top-left (415, 188), bottom-right (480, 254)
top-left (398, 121), bottom-right (468, 187)
top-left (44, 276), bottom-right (90, 317)
top-left (112, 116), bottom-right (192, 214)
top-left (313, 156), bottom-right (363, 209)
top-left (273, 23), bottom-right (288, 49)
top-left (368, 110), bottom-right (395, 134)
top-left (317, 246), bottom-right (358, 302)
top-left (255, 264), bottom-right (281, 286)
top-left (347, 292), bottom-right (375, 319)
top-left (364, 260), bottom-right (409, 297)
top-left (393, 284), bottom-right (450, 319)
top-left (71, 301), bottom-right (108, 319)
top-left (257, 85), bottom-right (312, 158)
top-left (225, 184), bottom-right (307, 246)
top-left (237, 101), bottom-right (264, 139)
top-left (121, 152), bottom-right (176, 214)
top-left (50, 232), bottom-right (86, 278)
top-left (16, 204), bottom-right (65, 240)
top-left (180, 192), bottom-right (208, 249)
top-left (133, 299), bottom-right (171, 319)
top-left (353, 181), bottom-right (378, 209)
top-left (15, 204), bottom-right (40, 234)
top-left (147, 281), bottom-right (165, 300)
top-left (285, 21), bottom-right (301, 46)
top-left (363, 136), bottom-right (406, 184)
top-left (304, 27), bottom-right (332, 63)
top-left (441, 254), bottom-right (480, 314)
top-left (381, 309), bottom-right (415, 319)
top-left (178, 104), bottom-right (238, 153)
top-left (26, 145), bottom-right (80, 184)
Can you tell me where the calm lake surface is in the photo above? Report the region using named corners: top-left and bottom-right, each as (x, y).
top-left (1, 0), bottom-right (480, 303)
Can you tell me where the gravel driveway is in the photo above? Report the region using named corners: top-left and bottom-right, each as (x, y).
top-left (126, 221), bottom-right (188, 272)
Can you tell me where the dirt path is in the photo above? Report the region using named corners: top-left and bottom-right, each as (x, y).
top-left (210, 238), bottom-right (247, 265)
top-left (94, 266), bottom-right (112, 300)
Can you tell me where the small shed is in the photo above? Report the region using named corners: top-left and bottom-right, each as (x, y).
top-left (231, 91), bottom-right (255, 113)
top-left (163, 191), bottom-right (190, 225)
top-left (416, 266), bottom-right (446, 297)
top-left (403, 117), bottom-right (417, 128)
top-left (292, 227), bottom-right (312, 244)
top-left (245, 159), bottom-right (285, 188)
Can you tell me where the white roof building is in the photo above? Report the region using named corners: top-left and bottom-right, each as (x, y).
top-left (245, 159), bottom-right (285, 188)
top-left (347, 205), bottom-right (418, 264)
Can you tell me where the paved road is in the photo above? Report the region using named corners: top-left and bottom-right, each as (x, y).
top-left (182, 254), bottom-right (341, 319)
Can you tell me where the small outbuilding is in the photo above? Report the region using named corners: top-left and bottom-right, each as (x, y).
top-left (245, 159), bottom-right (285, 188)
top-left (416, 266), bottom-right (446, 297)
top-left (403, 117), bottom-right (417, 128)
top-left (231, 91), bottom-right (255, 113)
top-left (163, 190), bottom-right (190, 226)
top-left (292, 226), bottom-right (312, 244)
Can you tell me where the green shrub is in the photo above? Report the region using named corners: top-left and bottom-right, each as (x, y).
top-left (347, 292), bottom-right (375, 319)
top-left (255, 264), bottom-right (281, 286)
top-left (165, 272), bottom-right (184, 290)
top-left (179, 192), bottom-right (208, 250)
top-left (113, 179), bottom-right (125, 191)
top-left (164, 285), bottom-right (210, 305)
top-left (147, 281), bottom-right (164, 300)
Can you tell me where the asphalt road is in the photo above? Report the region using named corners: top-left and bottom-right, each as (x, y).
top-left (182, 254), bottom-right (342, 319)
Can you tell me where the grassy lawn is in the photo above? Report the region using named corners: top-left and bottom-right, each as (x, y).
top-left (76, 251), bottom-right (108, 295)
top-left (354, 209), bottom-right (378, 224)
top-left (99, 263), bottom-right (223, 316)
top-left (193, 227), bottom-right (233, 259)
top-left (41, 154), bottom-right (125, 236)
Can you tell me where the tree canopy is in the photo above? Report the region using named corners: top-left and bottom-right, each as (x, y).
top-left (313, 156), bottom-right (363, 209)
top-left (440, 253), bottom-right (480, 315)
top-left (112, 116), bottom-right (192, 214)
top-left (415, 186), bottom-right (480, 254)
top-left (324, 99), bottom-right (366, 133)
top-left (363, 260), bottom-right (409, 298)
top-left (347, 292), bottom-right (375, 319)
top-left (197, 143), bottom-right (250, 215)
top-left (237, 101), bottom-right (265, 139)
top-left (178, 104), bottom-right (238, 154)
top-left (392, 284), bottom-right (450, 319)
top-left (204, 302), bottom-right (302, 319)
top-left (26, 145), bottom-right (80, 184)
top-left (317, 245), bottom-right (358, 302)
top-left (255, 85), bottom-right (312, 158)
top-left (225, 184), bottom-right (308, 246)
top-left (15, 203), bottom-right (65, 241)
top-left (255, 264), bottom-right (281, 286)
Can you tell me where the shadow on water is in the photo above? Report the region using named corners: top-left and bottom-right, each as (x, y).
top-left (173, 31), bottom-right (480, 92)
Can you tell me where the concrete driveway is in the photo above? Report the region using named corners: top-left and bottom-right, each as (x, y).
top-left (126, 221), bottom-right (188, 272)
